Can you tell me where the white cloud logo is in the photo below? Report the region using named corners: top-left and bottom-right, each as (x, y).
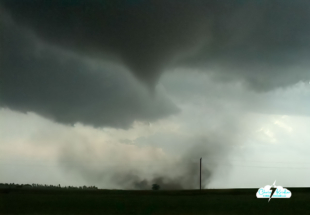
top-left (256, 181), bottom-right (292, 202)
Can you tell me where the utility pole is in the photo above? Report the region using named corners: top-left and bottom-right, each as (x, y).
top-left (200, 158), bottom-right (202, 190)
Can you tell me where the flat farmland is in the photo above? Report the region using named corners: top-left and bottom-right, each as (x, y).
top-left (1, 188), bottom-right (310, 214)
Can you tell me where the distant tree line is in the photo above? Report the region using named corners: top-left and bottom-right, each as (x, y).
top-left (0, 183), bottom-right (98, 190)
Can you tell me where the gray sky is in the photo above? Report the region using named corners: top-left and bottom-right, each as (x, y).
top-left (1, 0), bottom-right (310, 189)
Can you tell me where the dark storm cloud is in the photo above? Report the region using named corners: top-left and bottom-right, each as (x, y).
top-left (181, 0), bottom-right (310, 91)
top-left (2, 0), bottom-right (310, 91)
top-left (0, 0), bottom-right (211, 89)
top-left (0, 14), bottom-right (178, 128)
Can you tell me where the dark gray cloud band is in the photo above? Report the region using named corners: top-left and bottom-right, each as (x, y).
top-left (2, 0), bottom-right (310, 92)
top-left (181, 0), bottom-right (310, 91)
top-left (0, 14), bottom-right (178, 128)
top-left (0, 0), bottom-right (211, 88)
top-left (1, 0), bottom-right (310, 128)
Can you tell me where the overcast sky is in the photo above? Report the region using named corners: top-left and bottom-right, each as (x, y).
top-left (1, 0), bottom-right (310, 189)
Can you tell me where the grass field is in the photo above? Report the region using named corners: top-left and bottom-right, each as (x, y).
top-left (1, 188), bottom-right (310, 214)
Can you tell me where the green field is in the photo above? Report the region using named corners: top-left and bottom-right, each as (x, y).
top-left (1, 188), bottom-right (310, 214)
